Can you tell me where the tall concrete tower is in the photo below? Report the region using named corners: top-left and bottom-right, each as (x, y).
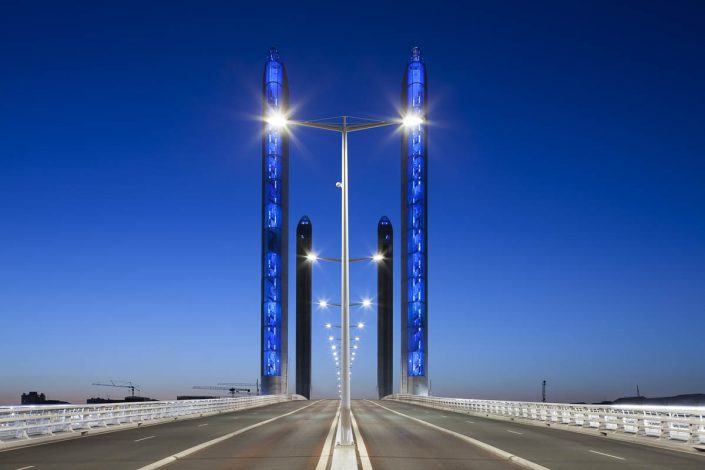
top-left (295, 216), bottom-right (312, 399)
top-left (400, 46), bottom-right (429, 395)
top-left (261, 48), bottom-right (289, 395)
top-left (377, 216), bottom-right (393, 398)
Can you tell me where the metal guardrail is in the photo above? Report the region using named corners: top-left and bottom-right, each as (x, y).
top-left (386, 394), bottom-right (705, 448)
top-left (0, 394), bottom-right (304, 445)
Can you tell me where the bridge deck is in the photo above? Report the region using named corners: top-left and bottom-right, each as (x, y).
top-left (0, 400), bottom-right (703, 470)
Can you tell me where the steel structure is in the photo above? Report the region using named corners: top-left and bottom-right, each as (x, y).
top-left (400, 46), bottom-right (429, 395)
top-left (296, 216), bottom-right (313, 399)
top-left (261, 48), bottom-right (289, 395)
top-left (377, 216), bottom-right (393, 399)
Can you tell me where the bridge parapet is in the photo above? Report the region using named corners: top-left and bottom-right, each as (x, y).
top-left (0, 394), bottom-right (305, 449)
top-left (386, 394), bottom-right (705, 450)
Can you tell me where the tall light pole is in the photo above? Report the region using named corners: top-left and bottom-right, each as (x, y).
top-left (265, 112), bottom-right (419, 445)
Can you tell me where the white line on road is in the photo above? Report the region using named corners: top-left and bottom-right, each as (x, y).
top-left (367, 401), bottom-right (549, 470)
top-left (138, 400), bottom-right (319, 470)
top-left (466, 420), bottom-right (476, 424)
top-left (590, 450), bottom-right (625, 460)
top-left (506, 430), bottom-right (523, 435)
top-left (197, 423), bottom-right (209, 427)
top-left (315, 406), bottom-right (340, 470)
top-left (351, 408), bottom-right (373, 470)
top-left (15, 466), bottom-right (35, 470)
top-left (134, 436), bottom-right (156, 442)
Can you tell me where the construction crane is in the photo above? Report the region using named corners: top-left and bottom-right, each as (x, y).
top-left (92, 380), bottom-right (139, 397)
top-left (218, 380), bottom-right (260, 395)
top-left (192, 385), bottom-right (251, 398)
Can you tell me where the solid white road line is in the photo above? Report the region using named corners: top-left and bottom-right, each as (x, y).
top-left (506, 430), bottom-right (523, 435)
top-left (351, 407), bottom-right (373, 470)
top-left (134, 436), bottom-right (156, 442)
top-left (590, 450), bottom-right (625, 460)
top-left (15, 466), bottom-right (35, 470)
top-left (367, 401), bottom-right (549, 470)
top-left (138, 400), bottom-right (319, 470)
top-left (197, 423), bottom-right (209, 427)
top-left (315, 405), bottom-right (340, 470)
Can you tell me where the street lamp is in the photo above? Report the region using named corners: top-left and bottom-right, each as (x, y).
top-left (268, 113), bottom-right (419, 446)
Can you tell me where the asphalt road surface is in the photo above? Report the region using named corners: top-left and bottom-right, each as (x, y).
top-left (365, 399), bottom-right (705, 470)
top-left (1, 399), bottom-right (704, 470)
top-left (0, 400), bottom-right (326, 470)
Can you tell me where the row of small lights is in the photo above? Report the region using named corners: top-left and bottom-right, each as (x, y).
top-left (311, 251), bottom-right (375, 398)
top-left (329, 332), bottom-right (361, 398)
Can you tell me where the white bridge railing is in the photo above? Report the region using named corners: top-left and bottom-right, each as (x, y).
top-left (386, 394), bottom-right (705, 448)
top-left (0, 394), bottom-right (304, 448)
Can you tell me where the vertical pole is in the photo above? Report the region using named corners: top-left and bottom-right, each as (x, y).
top-left (339, 116), bottom-right (353, 445)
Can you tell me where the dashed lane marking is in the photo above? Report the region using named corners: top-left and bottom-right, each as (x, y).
top-left (590, 450), bottom-right (625, 460)
top-left (138, 400), bottom-right (319, 470)
top-left (197, 424), bottom-right (209, 427)
top-left (134, 436), bottom-right (156, 442)
top-left (506, 430), bottom-right (523, 435)
top-left (368, 401), bottom-right (549, 470)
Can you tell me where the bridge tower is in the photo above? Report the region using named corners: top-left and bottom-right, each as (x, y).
top-left (261, 48), bottom-right (289, 395)
top-left (400, 46), bottom-right (429, 395)
top-left (377, 216), bottom-right (393, 399)
top-left (296, 216), bottom-right (312, 399)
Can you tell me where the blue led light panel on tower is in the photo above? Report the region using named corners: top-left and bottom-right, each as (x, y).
top-left (263, 50), bottom-right (285, 376)
top-left (406, 47), bottom-right (426, 377)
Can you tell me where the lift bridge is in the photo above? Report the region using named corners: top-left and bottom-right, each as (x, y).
top-left (1, 394), bottom-right (704, 470)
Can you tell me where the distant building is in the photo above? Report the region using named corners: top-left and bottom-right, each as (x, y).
top-left (86, 396), bottom-right (157, 404)
top-left (21, 391), bottom-right (68, 405)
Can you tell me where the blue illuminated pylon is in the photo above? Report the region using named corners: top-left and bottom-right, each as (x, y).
top-left (261, 48), bottom-right (289, 395)
top-left (401, 46), bottom-right (429, 395)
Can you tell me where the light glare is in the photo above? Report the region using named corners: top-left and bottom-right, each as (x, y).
top-left (402, 114), bottom-right (424, 128)
top-left (266, 112), bottom-right (287, 129)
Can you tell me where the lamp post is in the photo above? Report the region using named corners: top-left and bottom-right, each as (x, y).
top-left (265, 112), bottom-right (419, 446)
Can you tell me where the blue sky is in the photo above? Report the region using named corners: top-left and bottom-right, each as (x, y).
top-left (1, 0), bottom-right (704, 404)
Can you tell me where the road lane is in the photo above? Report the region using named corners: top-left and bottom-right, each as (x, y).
top-left (352, 399), bottom-right (522, 469)
top-left (164, 399), bottom-right (338, 470)
top-left (377, 399), bottom-right (705, 470)
top-left (0, 400), bottom-right (312, 470)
